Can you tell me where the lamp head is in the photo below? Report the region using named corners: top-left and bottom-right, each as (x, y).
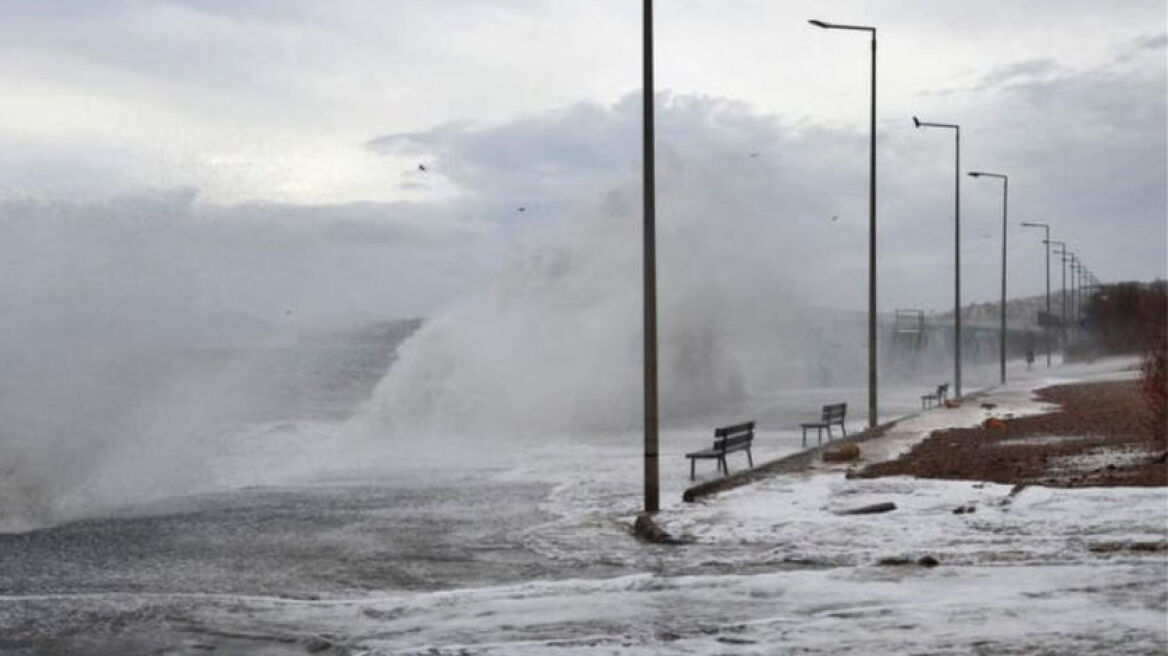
top-left (912, 116), bottom-right (921, 128)
top-left (808, 19), bottom-right (830, 28)
top-left (968, 172), bottom-right (981, 178)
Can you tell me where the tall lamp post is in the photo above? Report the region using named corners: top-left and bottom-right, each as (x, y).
top-left (1074, 261), bottom-right (1084, 321)
top-left (810, 18), bottom-right (878, 428)
top-left (912, 116), bottom-right (962, 396)
top-left (1069, 255), bottom-right (1080, 327)
top-left (1020, 221), bottom-right (1051, 367)
top-left (1080, 264), bottom-right (1090, 319)
top-left (969, 171), bottom-right (1009, 385)
top-left (1048, 240), bottom-right (1068, 344)
top-left (641, 0), bottom-right (659, 513)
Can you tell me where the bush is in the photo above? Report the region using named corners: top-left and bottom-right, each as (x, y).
top-left (1084, 281), bottom-right (1166, 355)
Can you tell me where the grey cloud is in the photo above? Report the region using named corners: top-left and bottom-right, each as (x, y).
top-left (1, 61), bottom-right (1161, 366)
top-left (362, 74), bottom-right (1164, 312)
top-left (975, 58), bottom-right (1064, 91)
top-left (952, 47), bottom-right (1165, 291)
top-left (0, 189), bottom-right (493, 358)
top-left (1138, 33), bottom-right (1167, 50)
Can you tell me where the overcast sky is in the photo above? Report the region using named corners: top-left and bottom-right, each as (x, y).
top-left (0, 0), bottom-right (1163, 333)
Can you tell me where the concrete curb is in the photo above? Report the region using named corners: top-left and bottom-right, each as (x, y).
top-left (680, 389), bottom-right (997, 503)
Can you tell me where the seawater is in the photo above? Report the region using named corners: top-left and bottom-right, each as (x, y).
top-left (0, 314), bottom-right (1020, 652)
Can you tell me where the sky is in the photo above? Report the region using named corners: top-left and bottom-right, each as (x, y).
top-left (0, 0), bottom-right (1164, 333)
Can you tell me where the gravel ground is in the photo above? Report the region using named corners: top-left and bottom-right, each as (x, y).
top-left (857, 380), bottom-right (1167, 487)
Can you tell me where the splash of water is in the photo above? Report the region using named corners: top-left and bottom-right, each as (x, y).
top-left (361, 172), bottom-right (828, 438)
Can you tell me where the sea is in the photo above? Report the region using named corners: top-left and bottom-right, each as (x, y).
top-left (0, 314), bottom-right (1060, 654)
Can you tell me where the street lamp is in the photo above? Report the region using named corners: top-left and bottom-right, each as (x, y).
top-left (1073, 260), bottom-right (1084, 321)
top-left (1075, 258), bottom-right (1087, 323)
top-left (969, 171), bottom-right (1009, 385)
top-left (912, 116), bottom-right (962, 395)
top-left (810, 18), bottom-right (878, 428)
top-left (1020, 221), bottom-right (1052, 367)
top-left (1048, 240), bottom-right (1069, 341)
top-left (642, 0), bottom-right (659, 513)
top-left (1051, 240), bottom-right (1069, 326)
top-left (1069, 255), bottom-right (1080, 326)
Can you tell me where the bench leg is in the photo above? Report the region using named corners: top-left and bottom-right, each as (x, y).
top-left (841, 422), bottom-right (847, 437)
top-left (827, 425), bottom-right (834, 442)
top-left (719, 455), bottom-right (728, 476)
top-left (746, 447), bottom-right (754, 469)
top-left (801, 426), bottom-right (807, 448)
top-left (690, 457), bottom-right (695, 481)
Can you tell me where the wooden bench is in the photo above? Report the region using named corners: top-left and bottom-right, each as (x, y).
top-left (921, 383), bottom-right (950, 409)
top-left (800, 403), bottom-right (846, 447)
top-left (685, 421), bottom-right (755, 480)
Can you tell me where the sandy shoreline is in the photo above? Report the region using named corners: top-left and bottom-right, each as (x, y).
top-left (858, 379), bottom-right (1167, 488)
top-left (683, 364), bottom-right (1165, 505)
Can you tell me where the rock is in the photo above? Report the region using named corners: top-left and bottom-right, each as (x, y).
top-left (823, 442), bottom-right (861, 463)
top-left (980, 402), bottom-right (997, 410)
top-left (717, 636), bottom-right (756, 645)
top-left (982, 417), bottom-right (1006, 430)
top-left (943, 399), bottom-right (961, 408)
top-left (835, 501), bottom-right (897, 515)
top-left (305, 637), bottom-right (333, 653)
top-left (917, 555), bottom-right (940, 567)
top-left (952, 504), bottom-right (976, 514)
top-left (633, 513), bottom-right (675, 544)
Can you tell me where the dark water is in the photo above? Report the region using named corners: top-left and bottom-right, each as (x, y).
top-left (0, 481), bottom-right (562, 599)
top-left (0, 316), bottom-right (1028, 653)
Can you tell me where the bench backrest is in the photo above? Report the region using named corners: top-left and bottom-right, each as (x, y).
top-left (938, 383), bottom-right (949, 395)
top-left (714, 421), bottom-right (755, 449)
top-left (821, 403), bottom-right (846, 422)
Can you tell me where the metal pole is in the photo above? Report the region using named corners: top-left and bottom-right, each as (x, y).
top-left (1060, 249), bottom-right (1069, 331)
top-left (1069, 257), bottom-right (1078, 329)
top-left (1000, 178), bottom-right (1007, 385)
top-left (1071, 260), bottom-right (1078, 322)
top-left (1044, 227), bottom-right (1050, 366)
top-left (1076, 260), bottom-right (1083, 322)
top-left (954, 129), bottom-right (961, 395)
top-left (641, 0), bottom-right (659, 514)
top-left (1074, 261), bottom-right (1083, 319)
top-left (868, 31), bottom-right (877, 428)
top-left (1023, 222), bottom-right (1052, 367)
top-left (1050, 241), bottom-right (1068, 347)
top-left (913, 117), bottom-right (961, 397)
top-left (970, 171), bottom-right (1009, 383)
top-left (810, 19), bottom-right (878, 428)
top-left (1060, 250), bottom-right (1066, 333)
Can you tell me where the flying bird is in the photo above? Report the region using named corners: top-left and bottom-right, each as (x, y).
top-left (517, 206), bottom-right (526, 212)
top-left (830, 215), bottom-right (839, 222)
top-left (749, 152), bottom-right (759, 158)
top-left (418, 164), bottom-right (427, 172)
